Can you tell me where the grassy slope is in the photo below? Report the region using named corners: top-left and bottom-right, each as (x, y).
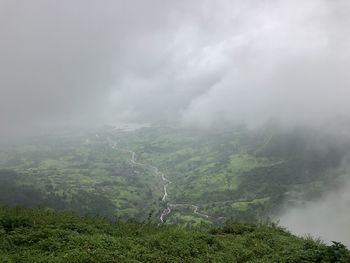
top-left (1, 206), bottom-right (349, 263)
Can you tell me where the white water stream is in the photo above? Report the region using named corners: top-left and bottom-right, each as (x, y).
top-left (111, 142), bottom-right (223, 223)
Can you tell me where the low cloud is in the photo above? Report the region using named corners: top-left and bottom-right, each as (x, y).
top-left (1, 0), bottom-right (350, 136)
top-left (279, 177), bottom-right (350, 246)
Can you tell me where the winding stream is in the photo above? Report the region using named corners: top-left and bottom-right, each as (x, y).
top-left (111, 142), bottom-right (223, 223)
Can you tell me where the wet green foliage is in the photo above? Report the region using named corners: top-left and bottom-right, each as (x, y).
top-left (1, 206), bottom-right (349, 262)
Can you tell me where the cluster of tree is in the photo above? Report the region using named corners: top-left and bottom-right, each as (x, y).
top-left (0, 170), bottom-right (117, 220)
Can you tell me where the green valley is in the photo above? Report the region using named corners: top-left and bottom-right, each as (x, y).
top-left (0, 125), bottom-right (346, 227)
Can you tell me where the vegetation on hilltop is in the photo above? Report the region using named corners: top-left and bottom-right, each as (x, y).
top-left (1, 206), bottom-right (349, 262)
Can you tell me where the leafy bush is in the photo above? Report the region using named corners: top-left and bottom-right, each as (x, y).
top-left (1, 206), bottom-right (349, 262)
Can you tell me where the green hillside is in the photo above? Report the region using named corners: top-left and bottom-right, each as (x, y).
top-left (1, 206), bottom-right (349, 262)
top-left (0, 125), bottom-right (348, 226)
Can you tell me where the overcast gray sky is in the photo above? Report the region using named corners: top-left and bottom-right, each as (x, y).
top-left (1, 0), bottom-right (350, 136)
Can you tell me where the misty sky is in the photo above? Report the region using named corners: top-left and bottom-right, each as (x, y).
top-left (280, 178), bottom-right (350, 246)
top-left (1, 0), bottom-right (350, 136)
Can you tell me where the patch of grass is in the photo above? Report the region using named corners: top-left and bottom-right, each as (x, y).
top-left (1, 206), bottom-right (349, 262)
